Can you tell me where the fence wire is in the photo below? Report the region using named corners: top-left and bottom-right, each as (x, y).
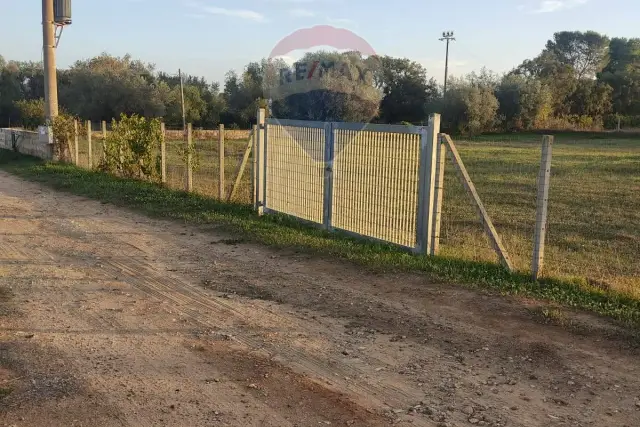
top-left (439, 135), bottom-right (640, 297)
top-left (65, 119), bottom-right (639, 295)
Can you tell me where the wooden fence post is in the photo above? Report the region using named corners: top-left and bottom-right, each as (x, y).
top-left (228, 127), bottom-right (255, 202)
top-left (416, 114), bottom-right (440, 254)
top-left (101, 120), bottom-right (107, 139)
top-left (160, 122), bottom-right (166, 185)
top-left (256, 109), bottom-right (266, 215)
top-left (73, 119), bottom-right (79, 165)
top-left (219, 124), bottom-right (225, 199)
top-left (532, 135), bottom-right (553, 280)
top-left (430, 137), bottom-right (447, 256)
top-left (86, 120), bottom-right (92, 169)
top-left (186, 123), bottom-right (193, 192)
top-left (442, 134), bottom-right (514, 271)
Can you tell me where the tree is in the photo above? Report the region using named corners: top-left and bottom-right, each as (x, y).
top-left (598, 38), bottom-right (640, 115)
top-left (567, 80), bottom-right (613, 118)
top-left (444, 71), bottom-right (499, 135)
top-left (164, 84), bottom-right (207, 127)
top-left (269, 51), bottom-right (382, 122)
top-left (374, 56), bottom-right (439, 124)
top-left (14, 98), bottom-right (45, 130)
top-left (514, 51), bottom-right (577, 116)
top-left (496, 75), bottom-right (552, 130)
top-left (0, 65), bottom-right (22, 127)
top-left (545, 31), bottom-right (609, 79)
top-left (59, 54), bottom-right (168, 121)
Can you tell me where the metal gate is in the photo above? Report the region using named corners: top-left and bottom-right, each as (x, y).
top-left (254, 110), bottom-right (441, 254)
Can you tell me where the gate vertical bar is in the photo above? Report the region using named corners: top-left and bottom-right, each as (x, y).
top-left (532, 135), bottom-right (553, 279)
top-left (430, 136), bottom-right (447, 255)
top-left (256, 108), bottom-right (266, 215)
top-left (323, 122), bottom-right (335, 230)
top-left (252, 124), bottom-right (258, 209)
top-left (416, 114), bottom-right (440, 254)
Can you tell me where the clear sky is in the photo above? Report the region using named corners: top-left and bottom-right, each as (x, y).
top-left (1, 0), bottom-right (638, 85)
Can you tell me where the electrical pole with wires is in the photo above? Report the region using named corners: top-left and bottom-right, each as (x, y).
top-left (42, 0), bottom-right (59, 123)
top-left (439, 31), bottom-right (456, 99)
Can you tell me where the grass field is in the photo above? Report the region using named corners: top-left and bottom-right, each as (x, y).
top-left (72, 131), bottom-right (639, 297)
top-left (443, 133), bottom-right (639, 297)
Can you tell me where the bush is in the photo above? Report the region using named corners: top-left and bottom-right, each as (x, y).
top-left (14, 99), bottom-right (45, 130)
top-left (51, 114), bottom-right (77, 162)
top-left (99, 114), bottom-right (162, 182)
top-left (603, 114), bottom-right (640, 130)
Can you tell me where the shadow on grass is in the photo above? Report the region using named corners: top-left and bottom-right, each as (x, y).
top-left (1, 149), bottom-right (639, 327)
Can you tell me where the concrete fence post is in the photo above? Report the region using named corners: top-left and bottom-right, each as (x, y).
top-left (416, 114), bottom-right (441, 254)
top-left (252, 124), bottom-right (258, 209)
top-left (256, 108), bottom-right (266, 215)
top-left (430, 136), bottom-right (447, 255)
top-left (532, 135), bottom-right (553, 280)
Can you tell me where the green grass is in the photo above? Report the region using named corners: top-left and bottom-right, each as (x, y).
top-left (1, 149), bottom-right (640, 327)
top-left (440, 134), bottom-right (640, 298)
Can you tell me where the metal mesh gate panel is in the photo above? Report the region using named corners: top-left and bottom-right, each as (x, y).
top-left (264, 120), bottom-right (326, 224)
top-left (332, 124), bottom-right (422, 248)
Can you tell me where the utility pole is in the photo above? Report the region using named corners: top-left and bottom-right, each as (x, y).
top-left (179, 68), bottom-right (187, 134)
top-left (439, 31), bottom-right (456, 99)
top-left (42, 0), bottom-right (59, 123)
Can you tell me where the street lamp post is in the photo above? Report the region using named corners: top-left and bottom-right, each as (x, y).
top-left (439, 31), bottom-right (456, 99)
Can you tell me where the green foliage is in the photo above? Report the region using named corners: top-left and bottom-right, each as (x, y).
top-left (444, 70), bottom-right (499, 135)
top-left (13, 98), bottom-right (44, 130)
top-left (99, 114), bottom-right (162, 181)
top-left (175, 139), bottom-right (201, 172)
top-left (545, 31), bottom-right (609, 79)
top-left (375, 56), bottom-right (439, 124)
top-left (496, 75), bottom-right (553, 131)
top-left (268, 51), bottom-right (382, 123)
top-left (51, 114), bottom-right (77, 162)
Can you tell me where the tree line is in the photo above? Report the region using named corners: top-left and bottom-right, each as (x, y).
top-left (1, 30), bottom-right (639, 133)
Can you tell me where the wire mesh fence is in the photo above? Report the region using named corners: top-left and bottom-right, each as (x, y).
top-left (64, 117), bottom-right (639, 295)
top-left (72, 122), bottom-right (255, 204)
top-left (439, 134), bottom-right (640, 297)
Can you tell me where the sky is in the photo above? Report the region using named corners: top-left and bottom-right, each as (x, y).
top-left (1, 0), bottom-right (638, 86)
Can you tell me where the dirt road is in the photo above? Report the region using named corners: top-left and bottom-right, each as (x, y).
top-left (0, 170), bottom-right (638, 427)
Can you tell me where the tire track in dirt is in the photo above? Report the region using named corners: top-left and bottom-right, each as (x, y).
top-left (96, 256), bottom-right (426, 422)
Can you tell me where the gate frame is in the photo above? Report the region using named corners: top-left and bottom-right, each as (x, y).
top-left (256, 108), bottom-right (441, 254)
